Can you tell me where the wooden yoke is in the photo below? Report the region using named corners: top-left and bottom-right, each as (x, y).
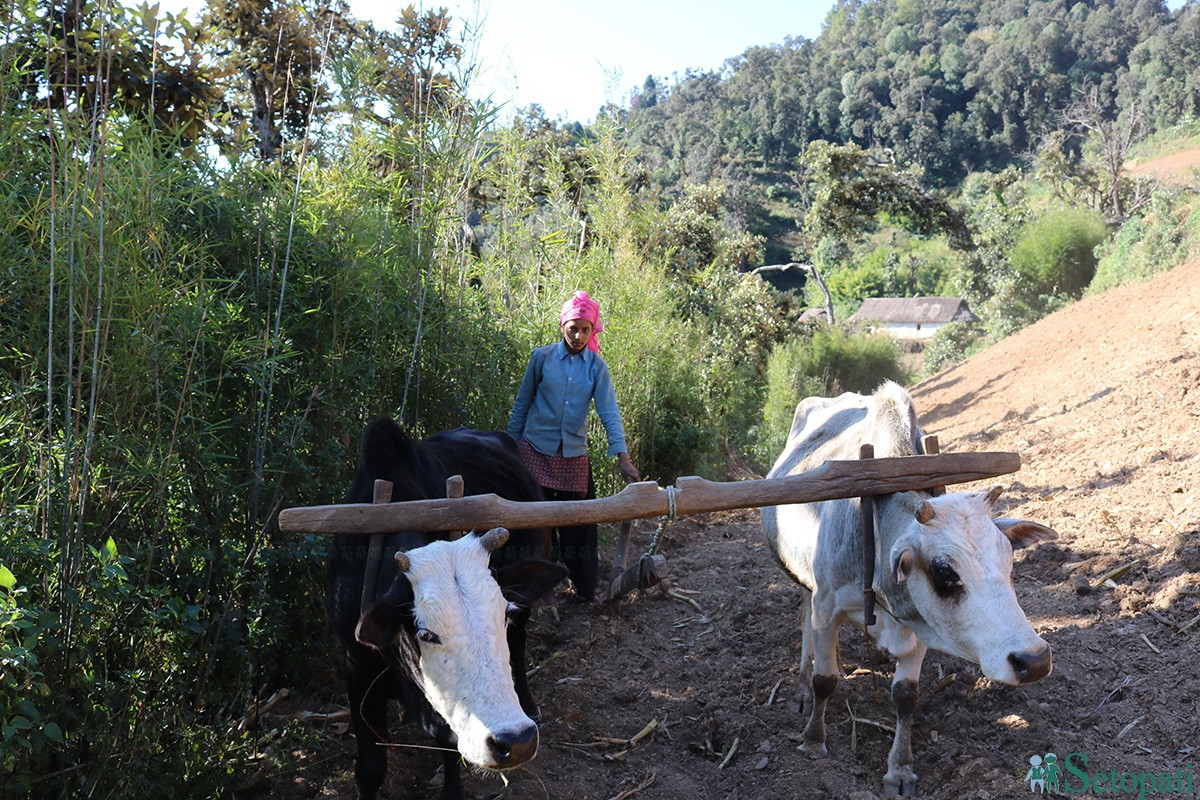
top-left (280, 451), bottom-right (1021, 536)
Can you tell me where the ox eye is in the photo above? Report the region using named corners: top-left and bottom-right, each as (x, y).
top-left (416, 627), bottom-right (442, 645)
top-left (929, 557), bottom-right (963, 598)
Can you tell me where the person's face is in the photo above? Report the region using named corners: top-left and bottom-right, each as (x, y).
top-left (560, 318), bottom-right (593, 354)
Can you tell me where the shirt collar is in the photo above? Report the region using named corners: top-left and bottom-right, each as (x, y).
top-left (555, 340), bottom-right (590, 360)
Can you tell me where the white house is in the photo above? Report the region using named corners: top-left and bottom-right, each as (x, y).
top-left (847, 296), bottom-right (978, 340)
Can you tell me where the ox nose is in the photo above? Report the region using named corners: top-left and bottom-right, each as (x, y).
top-left (1008, 644), bottom-right (1053, 683)
top-left (487, 724), bottom-right (539, 768)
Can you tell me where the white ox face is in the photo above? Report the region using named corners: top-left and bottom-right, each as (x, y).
top-left (888, 488), bottom-right (1056, 685)
top-left (357, 529), bottom-right (539, 770)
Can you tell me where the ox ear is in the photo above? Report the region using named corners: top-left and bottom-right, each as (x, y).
top-left (994, 518), bottom-right (1058, 549)
top-left (892, 546), bottom-right (917, 584)
top-left (494, 560), bottom-right (569, 610)
top-left (356, 578), bottom-right (415, 650)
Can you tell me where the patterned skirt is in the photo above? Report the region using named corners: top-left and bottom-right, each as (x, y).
top-left (518, 438), bottom-right (590, 494)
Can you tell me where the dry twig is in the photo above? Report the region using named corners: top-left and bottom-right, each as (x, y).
top-left (665, 588), bottom-right (704, 614)
top-left (238, 688), bottom-right (289, 732)
top-left (605, 771), bottom-right (657, 800)
top-left (629, 718), bottom-right (659, 745)
top-left (528, 649), bottom-right (566, 678)
top-left (717, 736), bottom-right (740, 769)
top-left (932, 672), bottom-right (957, 696)
top-left (1093, 560), bottom-right (1140, 589)
top-left (852, 716), bottom-right (895, 733)
top-left (294, 708), bottom-right (350, 724)
top-left (1145, 609), bottom-right (1179, 628)
top-left (1117, 716), bottom-right (1144, 740)
top-left (764, 678), bottom-right (783, 706)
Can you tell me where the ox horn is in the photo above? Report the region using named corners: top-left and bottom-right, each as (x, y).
top-left (985, 485), bottom-right (1004, 507)
top-left (394, 549), bottom-right (412, 573)
top-left (479, 527), bottom-right (510, 553)
top-left (915, 500), bottom-right (935, 524)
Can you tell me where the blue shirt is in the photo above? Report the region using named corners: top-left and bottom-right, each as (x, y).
top-left (507, 341), bottom-right (628, 458)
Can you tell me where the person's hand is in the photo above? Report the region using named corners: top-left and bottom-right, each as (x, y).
top-left (618, 453), bottom-right (640, 484)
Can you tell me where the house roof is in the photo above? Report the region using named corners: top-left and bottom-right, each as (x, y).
top-left (848, 296), bottom-right (978, 325)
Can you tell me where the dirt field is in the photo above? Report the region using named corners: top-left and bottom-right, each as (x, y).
top-left (1127, 146), bottom-right (1200, 185)
top-left (266, 257), bottom-right (1200, 799)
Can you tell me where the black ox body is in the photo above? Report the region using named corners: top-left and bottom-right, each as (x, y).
top-left (328, 419), bottom-right (565, 800)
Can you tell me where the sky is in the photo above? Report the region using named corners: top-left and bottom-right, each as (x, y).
top-left (345, 0), bottom-right (839, 123)
top-left (160, 0), bottom-right (1189, 125)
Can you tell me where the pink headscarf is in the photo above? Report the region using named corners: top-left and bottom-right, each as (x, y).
top-left (559, 290), bottom-right (603, 353)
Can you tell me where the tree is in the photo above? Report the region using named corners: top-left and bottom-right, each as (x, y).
top-left (7, 0), bottom-right (225, 150)
top-left (631, 75), bottom-right (661, 110)
top-left (205, 0), bottom-right (337, 160)
top-left (802, 140), bottom-right (970, 250)
top-left (364, 5), bottom-right (464, 124)
top-left (1060, 86), bottom-right (1155, 223)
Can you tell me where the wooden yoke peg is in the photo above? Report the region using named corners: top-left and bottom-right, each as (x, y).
top-left (921, 435), bottom-right (946, 496)
top-left (446, 475), bottom-right (465, 540)
top-left (361, 479), bottom-right (393, 609)
top-left (860, 444), bottom-right (877, 628)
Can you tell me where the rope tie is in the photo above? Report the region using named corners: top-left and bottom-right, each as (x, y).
top-left (637, 484), bottom-right (678, 590)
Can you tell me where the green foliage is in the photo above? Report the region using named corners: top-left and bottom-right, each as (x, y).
top-left (1009, 206), bottom-right (1108, 297)
top-left (757, 343), bottom-right (826, 467)
top-left (921, 320), bottom-right (986, 377)
top-left (0, 1), bottom-right (496, 789)
top-left (1090, 190), bottom-right (1200, 293)
top-left (754, 327), bottom-right (908, 465)
top-left (802, 141), bottom-right (970, 250)
top-left (826, 260), bottom-right (887, 301)
top-left (1, 564), bottom-right (58, 793)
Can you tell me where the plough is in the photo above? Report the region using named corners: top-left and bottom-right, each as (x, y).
top-left (277, 439), bottom-right (1019, 603)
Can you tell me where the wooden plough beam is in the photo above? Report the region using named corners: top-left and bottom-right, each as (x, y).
top-left (277, 451), bottom-right (1020, 535)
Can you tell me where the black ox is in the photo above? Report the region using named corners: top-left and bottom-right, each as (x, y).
top-left (328, 419), bottom-right (567, 800)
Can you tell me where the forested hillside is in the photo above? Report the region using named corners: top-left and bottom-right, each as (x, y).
top-left (1, 0), bottom-right (1199, 795)
top-left (618, 0), bottom-right (1199, 223)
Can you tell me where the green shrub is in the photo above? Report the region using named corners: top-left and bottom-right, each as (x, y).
top-left (754, 327), bottom-right (907, 464)
top-left (756, 343), bottom-right (826, 466)
top-left (1090, 191), bottom-right (1200, 293)
top-left (922, 320), bottom-right (985, 376)
top-left (1009, 206), bottom-right (1107, 298)
top-left (825, 260), bottom-right (887, 301)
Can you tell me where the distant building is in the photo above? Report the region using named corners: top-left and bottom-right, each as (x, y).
top-left (847, 297), bottom-right (978, 340)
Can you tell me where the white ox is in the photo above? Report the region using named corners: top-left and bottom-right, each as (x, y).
top-left (761, 382), bottom-right (1056, 797)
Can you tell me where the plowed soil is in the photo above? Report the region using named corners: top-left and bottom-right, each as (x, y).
top-left (265, 258), bottom-right (1200, 799)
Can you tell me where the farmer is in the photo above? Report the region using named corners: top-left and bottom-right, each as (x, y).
top-left (507, 290), bottom-right (640, 601)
